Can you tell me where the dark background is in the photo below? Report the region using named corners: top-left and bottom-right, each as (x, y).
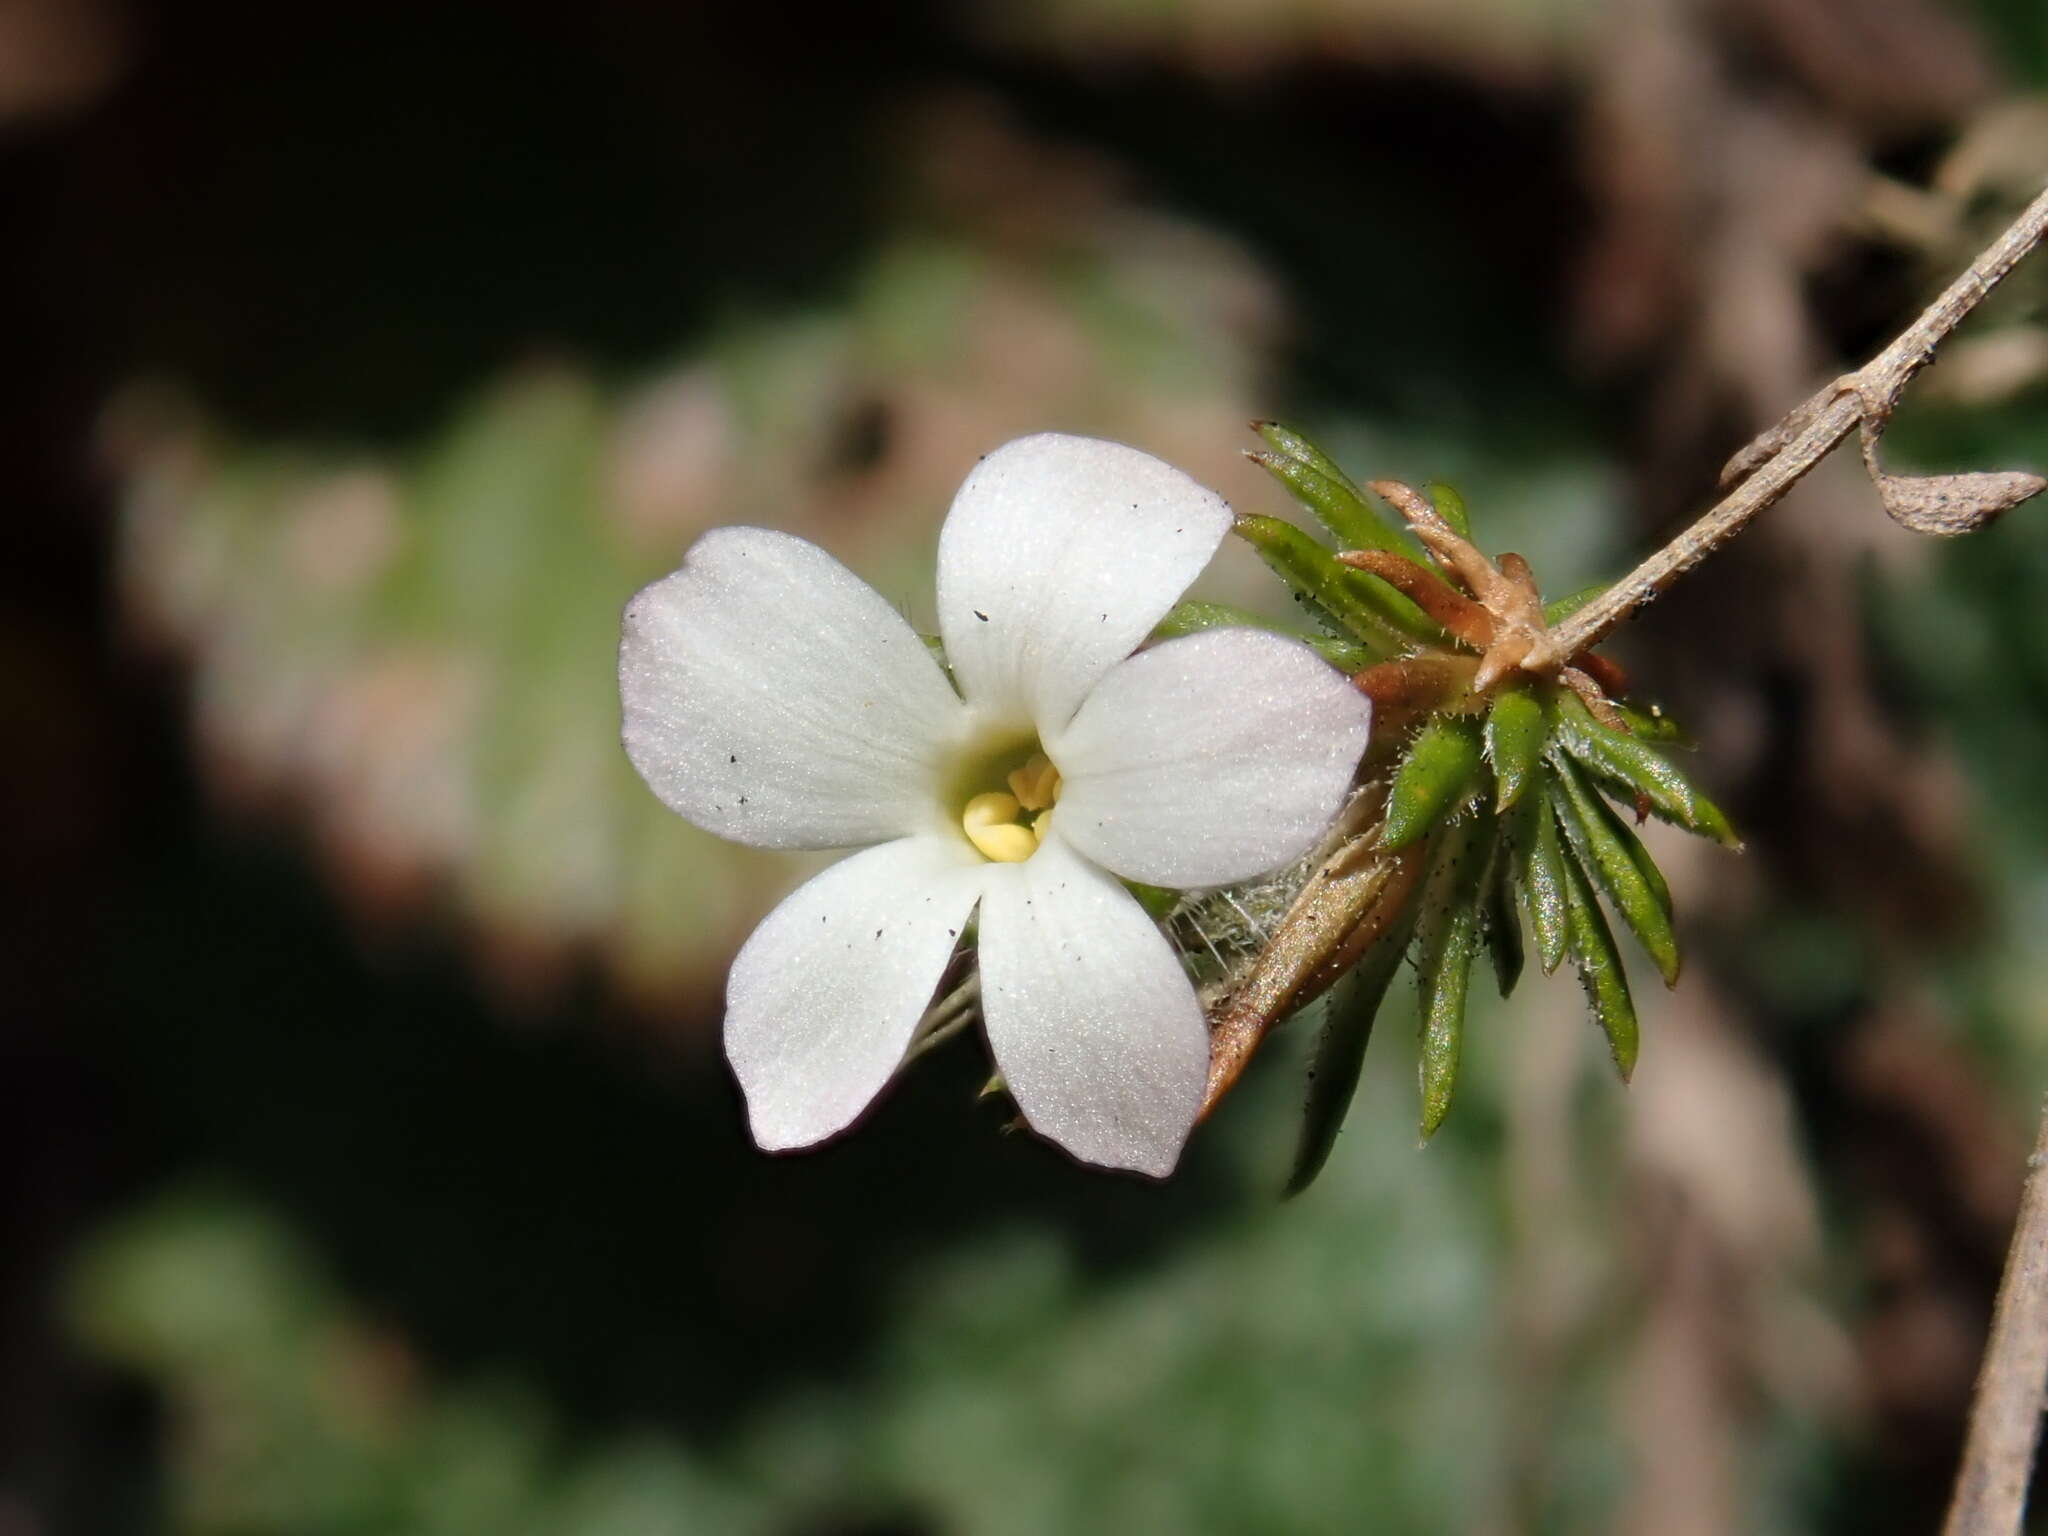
top-left (5, 0), bottom-right (2048, 1530)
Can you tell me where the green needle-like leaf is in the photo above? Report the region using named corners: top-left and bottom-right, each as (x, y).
top-left (1423, 481), bottom-right (1472, 539)
top-left (1285, 903), bottom-right (1417, 1197)
top-left (1608, 700), bottom-right (1691, 746)
top-left (1484, 686), bottom-right (1546, 811)
top-left (1153, 599), bottom-right (1371, 672)
top-left (1551, 693), bottom-right (1741, 847)
top-left (1481, 833), bottom-right (1525, 998)
top-left (1252, 421), bottom-right (1366, 493)
top-left (1382, 716), bottom-right (1485, 851)
top-left (1250, 425), bottom-right (1406, 556)
top-left (1542, 582), bottom-right (1609, 625)
top-left (1414, 817), bottom-right (1487, 1139)
top-left (1509, 789), bottom-right (1570, 974)
top-left (1419, 911), bottom-right (1478, 1139)
top-left (1243, 435), bottom-right (1447, 643)
top-left (1547, 758), bottom-right (1680, 986)
top-left (1234, 515), bottom-right (1419, 657)
top-left (1558, 848), bottom-right (1640, 1082)
top-left (1123, 881), bottom-right (1181, 921)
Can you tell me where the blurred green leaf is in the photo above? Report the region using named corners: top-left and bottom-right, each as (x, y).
top-left (1480, 836), bottom-right (1524, 999)
top-left (1124, 880), bottom-right (1182, 920)
top-left (1423, 480), bottom-right (1471, 539)
top-left (1285, 903), bottom-right (1417, 1196)
top-left (1541, 582), bottom-right (1607, 625)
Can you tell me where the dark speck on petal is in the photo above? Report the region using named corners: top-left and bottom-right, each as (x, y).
top-left (974, 610), bottom-right (989, 622)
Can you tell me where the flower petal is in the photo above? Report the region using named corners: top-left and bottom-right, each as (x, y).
top-left (1049, 629), bottom-right (1372, 887)
top-left (937, 434), bottom-right (1233, 734)
top-left (621, 526), bottom-right (968, 849)
top-left (726, 835), bottom-right (986, 1150)
top-left (976, 835), bottom-right (1207, 1177)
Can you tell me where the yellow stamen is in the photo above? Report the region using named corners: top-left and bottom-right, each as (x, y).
top-left (963, 790), bottom-right (1020, 832)
top-left (1029, 811), bottom-right (1050, 846)
top-left (963, 791), bottom-right (1036, 863)
top-left (1007, 753), bottom-right (1061, 812)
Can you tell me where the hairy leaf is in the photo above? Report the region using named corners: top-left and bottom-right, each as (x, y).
top-left (1547, 758), bottom-right (1679, 986)
top-left (1413, 816), bottom-right (1488, 1138)
top-left (1551, 693), bottom-right (1740, 847)
top-left (1608, 700), bottom-right (1690, 746)
top-left (1508, 789), bottom-right (1569, 974)
top-left (1483, 686), bottom-right (1546, 811)
top-left (1559, 849), bottom-right (1640, 1082)
top-left (1249, 424), bottom-right (1405, 556)
top-left (1382, 716), bottom-right (1485, 851)
top-left (1234, 515), bottom-right (1418, 657)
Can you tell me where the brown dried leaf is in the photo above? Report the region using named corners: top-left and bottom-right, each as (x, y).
top-left (1871, 469), bottom-right (2047, 536)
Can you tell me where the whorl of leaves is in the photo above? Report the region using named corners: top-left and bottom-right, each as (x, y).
top-left (1160, 425), bottom-right (1739, 1192)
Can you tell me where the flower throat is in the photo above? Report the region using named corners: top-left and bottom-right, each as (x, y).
top-left (960, 749), bottom-right (1061, 862)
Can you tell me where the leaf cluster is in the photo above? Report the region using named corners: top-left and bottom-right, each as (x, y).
top-left (1163, 425), bottom-right (1740, 1193)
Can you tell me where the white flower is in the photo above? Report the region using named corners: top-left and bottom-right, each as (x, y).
top-left (619, 433), bottom-right (1372, 1176)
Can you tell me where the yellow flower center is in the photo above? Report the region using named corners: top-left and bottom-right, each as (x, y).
top-left (960, 751), bottom-right (1061, 863)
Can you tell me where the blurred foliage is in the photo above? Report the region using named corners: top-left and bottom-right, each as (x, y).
top-left (69, 1058), bottom-right (1510, 1536)
top-left (108, 108), bottom-right (1282, 1016)
top-left (973, 0), bottom-right (1597, 76)
top-left (1870, 386), bottom-right (2048, 1090)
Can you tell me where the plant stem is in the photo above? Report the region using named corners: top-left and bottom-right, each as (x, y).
top-left (1532, 180), bottom-right (2048, 668)
top-left (1198, 775), bottom-right (1422, 1119)
top-left (1945, 1097), bottom-right (2048, 1535)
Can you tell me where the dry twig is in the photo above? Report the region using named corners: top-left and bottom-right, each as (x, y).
top-left (1529, 181), bottom-right (2048, 671)
top-left (1945, 1099), bottom-right (2048, 1534)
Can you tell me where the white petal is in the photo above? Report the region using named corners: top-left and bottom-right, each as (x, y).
top-left (1049, 629), bottom-right (1372, 888)
top-left (937, 434), bottom-right (1232, 734)
top-left (726, 836), bottom-right (986, 1150)
top-left (620, 527), bottom-right (968, 849)
top-left (976, 835), bottom-right (1207, 1177)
